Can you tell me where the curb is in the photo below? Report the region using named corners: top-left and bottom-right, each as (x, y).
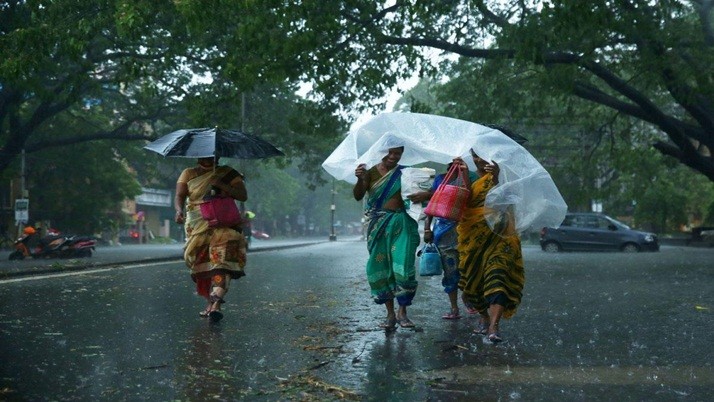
top-left (0, 241), bottom-right (328, 280)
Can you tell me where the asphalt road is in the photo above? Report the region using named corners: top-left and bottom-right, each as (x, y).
top-left (0, 241), bottom-right (712, 401)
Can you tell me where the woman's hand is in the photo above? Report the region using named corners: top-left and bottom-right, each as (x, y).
top-left (451, 157), bottom-right (468, 172)
top-left (175, 210), bottom-right (185, 224)
top-left (355, 163), bottom-right (367, 181)
top-left (423, 229), bottom-right (434, 243)
top-left (408, 190), bottom-right (432, 204)
top-left (484, 160), bottom-right (500, 183)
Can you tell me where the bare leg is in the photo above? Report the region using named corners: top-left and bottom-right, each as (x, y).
top-left (397, 304), bottom-right (406, 320)
top-left (199, 299), bottom-right (212, 317)
top-left (385, 299), bottom-right (396, 320)
top-left (396, 304), bottom-right (416, 327)
top-left (487, 303), bottom-right (505, 342)
top-left (447, 290), bottom-right (459, 315)
top-left (379, 299), bottom-right (397, 329)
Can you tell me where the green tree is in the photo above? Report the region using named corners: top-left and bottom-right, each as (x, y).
top-left (0, 1), bottom-right (195, 173)
top-left (27, 142), bottom-right (142, 234)
top-left (190, 1), bottom-right (714, 181)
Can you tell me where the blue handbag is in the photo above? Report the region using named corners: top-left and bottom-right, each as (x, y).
top-left (418, 242), bottom-right (443, 276)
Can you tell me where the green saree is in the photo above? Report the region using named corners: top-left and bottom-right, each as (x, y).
top-left (364, 166), bottom-right (420, 305)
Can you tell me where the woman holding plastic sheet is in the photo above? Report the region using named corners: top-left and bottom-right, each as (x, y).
top-left (453, 149), bottom-right (525, 343)
top-left (175, 156), bottom-right (248, 322)
top-left (353, 146), bottom-right (421, 330)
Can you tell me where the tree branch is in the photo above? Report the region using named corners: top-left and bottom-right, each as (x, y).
top-left (578, 60), bottom-right (699, 155)
top-left (24, 121), bottom-right (149, 153)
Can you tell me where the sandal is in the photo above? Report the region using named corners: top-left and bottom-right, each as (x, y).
top-left (441, 311), bottom-right (461, 320)
top-left (208, 309), bottom-right (224, 322)
top-left (465, 306), bottom-right (478, 315)
top-left (474, 322), bottom-right (488, 335)
top-left (488, 332), bottom-right (503, 343)
top-left (378, 316), bottom-right (397, 330)
top-left (397, 317), bottom-right (416, 328)
top-left (199, 306), bottom-right (212, 318)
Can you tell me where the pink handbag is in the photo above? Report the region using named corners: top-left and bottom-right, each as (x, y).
top-left (199, 196), bottom-right (242, 228)
top-left (424, 163), bottom-right (470, 221)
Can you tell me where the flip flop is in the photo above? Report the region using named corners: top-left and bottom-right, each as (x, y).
top-left (397, 317), bottom-right (416, 328)
top-left (474, 322), bottom-right (488, 335)
top-left (488, 332), bottom-right (503, 343)
top-left (208, 310), bottom-right (224, 322)
top-left (378, 317), bottom-right (397, 330)
top-left (465, 307), bottom-right (478, 315)
top-left (441, 312), bottom-right (461, 320)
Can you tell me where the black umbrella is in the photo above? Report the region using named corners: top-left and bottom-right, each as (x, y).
top-left (143, 127), bottom-right (284, 159)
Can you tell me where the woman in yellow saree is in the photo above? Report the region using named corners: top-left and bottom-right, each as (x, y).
top-left (175, 157), bottom-right (248, 322)
top-left (456, 150), bottom-right (525, 343)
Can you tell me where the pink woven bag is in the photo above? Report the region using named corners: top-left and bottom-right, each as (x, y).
top-left (424, 163), bottom-right (470, 221)
top-left (200, 196), bottom-right (242, 228)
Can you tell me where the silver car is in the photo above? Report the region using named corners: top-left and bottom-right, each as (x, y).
top-left (540, 213), bottom-right (659, 252)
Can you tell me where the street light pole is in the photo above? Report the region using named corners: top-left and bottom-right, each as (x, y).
top-left (329, 179), bottom-right (337, 241)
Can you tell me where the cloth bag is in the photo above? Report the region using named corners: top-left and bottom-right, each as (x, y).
top-left (200, 196), bottom-right (242, 228)
top-left (424, 163), bottom-right (470, 221)
top-left (418, 242), bottom-right (443, 276)
top-left (401, 167), bottom-right (436, 222)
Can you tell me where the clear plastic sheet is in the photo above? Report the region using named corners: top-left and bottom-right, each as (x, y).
top-left (322, 112), bottom-right (567, 233)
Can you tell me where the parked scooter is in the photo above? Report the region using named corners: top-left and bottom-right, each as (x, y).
top-left (8, 228), bottom-right (96, 260)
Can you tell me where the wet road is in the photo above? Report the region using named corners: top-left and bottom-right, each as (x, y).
top-left (0, 242), bottom-right (712, 401)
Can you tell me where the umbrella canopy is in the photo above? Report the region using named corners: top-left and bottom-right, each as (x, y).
top-left (321, 112), bottom-right (567, 233)
top-left (143, 127), bottom-right (284, 159)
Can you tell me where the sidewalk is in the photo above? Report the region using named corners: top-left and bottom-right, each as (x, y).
top-left (0, 236), bottom-right (331, 280)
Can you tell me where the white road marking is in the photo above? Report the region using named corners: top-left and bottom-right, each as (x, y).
top-left (0, 260), bottom-right (179, 284)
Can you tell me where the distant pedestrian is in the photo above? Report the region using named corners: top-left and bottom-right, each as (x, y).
top-left (353, 146), bottom-right (420, 330)
top-left (454, 150), bottom-right (525, 343)
top-left (174, 156), bottom-right (248, 322)
top-left (409, 163), bottom-right (479, 320)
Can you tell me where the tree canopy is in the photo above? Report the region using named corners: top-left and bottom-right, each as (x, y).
top-left (191, 0), bottom-right (713, 181)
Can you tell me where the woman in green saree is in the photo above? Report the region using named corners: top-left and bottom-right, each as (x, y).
top-left (175, 157), bottom-right (248, 322)
top-left (353, 147), bottom-right (420, 330)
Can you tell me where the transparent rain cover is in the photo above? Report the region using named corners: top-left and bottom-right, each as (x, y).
top-left (322, 112), bottom-right (567, 234)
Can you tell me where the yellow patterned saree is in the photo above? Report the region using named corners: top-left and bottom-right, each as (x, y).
top-left (456, 173), bottom-right (524, 318)
top-left (180, 165), bottom-right (247, 280)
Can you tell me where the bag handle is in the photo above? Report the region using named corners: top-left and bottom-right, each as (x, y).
top-left (438, 163), bottom-right (468, 190)
top-left (418, 241), bottom-right (441, 256)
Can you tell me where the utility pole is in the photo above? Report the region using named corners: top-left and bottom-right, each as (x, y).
top-left (329, 179), bottom-right (337, 241)
top-left (15, 149), bottom-right (28, 238)
top-left (20, 149), bottom-right (26, 199)
top-left (239, 92), bottom-right (247, 212)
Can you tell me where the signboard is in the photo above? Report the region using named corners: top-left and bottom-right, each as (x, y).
top-left (15, 198), bottom-right (29, 224)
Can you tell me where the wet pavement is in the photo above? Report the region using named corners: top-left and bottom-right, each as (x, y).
top-left (0, 240), bottom-right (712, 401)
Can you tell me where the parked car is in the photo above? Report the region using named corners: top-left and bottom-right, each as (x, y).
top-left (540, 212), bottom-right (659, 252)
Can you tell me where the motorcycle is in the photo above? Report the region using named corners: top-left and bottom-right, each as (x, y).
top-left (8, 231), bottom-right (96, 260)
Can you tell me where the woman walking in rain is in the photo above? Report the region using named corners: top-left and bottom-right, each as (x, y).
top-left (413, 162), bottom-right (479, 320)
top-left (455, 150), bottom-right (525, 343)
top-left (175, 156), bottom-right (248, 322)
top-left (353, 146), bottom-right (421, 330)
